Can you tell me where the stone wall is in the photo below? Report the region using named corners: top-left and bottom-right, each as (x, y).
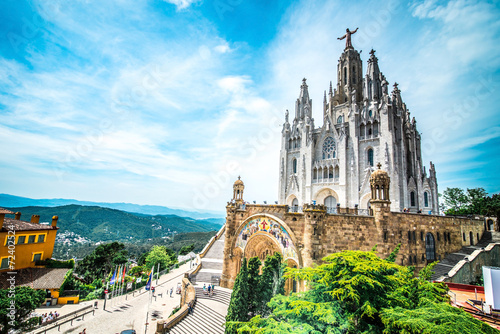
top-left (221, 202), bottom-right (486, 289)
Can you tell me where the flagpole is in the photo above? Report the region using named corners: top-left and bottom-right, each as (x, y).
top-left (110, 265), bottom-right (118, 308)
top-left (144, 266), bottom-right (154, 334)
top-left (156, 262), bottom-right (160, 286)
top-left (121, 265), bottom-right (126, 303)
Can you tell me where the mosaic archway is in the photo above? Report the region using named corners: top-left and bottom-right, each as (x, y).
top-left (235, 216), bottom-right (300, 267)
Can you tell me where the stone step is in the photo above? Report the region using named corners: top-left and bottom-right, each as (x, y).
top-left (201, 260), bottom-right (223, 270)
top-left (203, 240), bottom-right (225, 260)
top-left (195, 287), bottom-right (231, 305)
top-left (169, 301), bottom-right (225, 334)
top-left (193, 272), bottom-right (221, 285)
top-left (430, 232), bottom-right (499, 281)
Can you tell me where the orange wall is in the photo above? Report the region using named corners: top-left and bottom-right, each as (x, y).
top-left (0, 229), bottom-right (58, 272)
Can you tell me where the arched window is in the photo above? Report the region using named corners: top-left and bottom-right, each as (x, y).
top-left (322, 137), bottom-right (336, 160)
top-left (352, 66), bottom-right (356, 84)
top-left (410, 191), bottom-right (416, 207)
top-left (373, 121), bottom-right (379, 136)
top-left (292, 198), bottom-right (298, 208)
top-left (328, 166), bottom-right (334, 179)
top-left (469, 231), bottom-right (474, 245)
top-left (292, 159), bottom-right (297, 174)
top-left (324, 196), bottom-right (337, 209)
top-left (408, 231), bottom-right (411, 243)
top-left (425, 233), bottom-right (436, 262)
top-left (337, 115), bottom-right (343, 124)
top-left (409, 255), bottom-right (413, 265)
top-left (335, 166), bottom-right (340, 179)
top-left (344, 67), bottom-right (347, 84)
top-left (367, 148), bottom-right (374, 167)
top-left (424, 192), bottom-right (429, 207)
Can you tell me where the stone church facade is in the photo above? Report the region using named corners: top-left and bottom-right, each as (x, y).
top-left (220, 41), bottom-right (486, 293)
top-left (278, 46), bottom-right (438, 214)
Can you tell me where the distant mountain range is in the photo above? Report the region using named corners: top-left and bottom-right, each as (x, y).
top-left (4, 204), bottom-right (224, 243)
top-left (0, 193), bottom-right (224, 219)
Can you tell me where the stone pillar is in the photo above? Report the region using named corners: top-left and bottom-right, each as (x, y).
top-left (221, 204), bottom-right (237, 288)
top-left (303, 204), bottom-right (326, 268)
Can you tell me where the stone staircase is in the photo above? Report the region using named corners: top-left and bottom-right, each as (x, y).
top-left (194, 287), bottom-right (232, 305)
top-left (168, 301), bottom-right (226, 334)
top-left (193, 233), bottom-right (225, 284)
top-left (431, 231), bottom-right (500, 281)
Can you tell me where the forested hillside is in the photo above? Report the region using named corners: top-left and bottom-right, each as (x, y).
top-left (6, 205), bottom-right (223, 242)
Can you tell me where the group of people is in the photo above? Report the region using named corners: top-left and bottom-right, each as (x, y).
top-left (402, 208), bottom-right (423, 214)
top-left (202, 283), bottom-right (215, 297)
top-left (39, 311), bottom-right (59, 324)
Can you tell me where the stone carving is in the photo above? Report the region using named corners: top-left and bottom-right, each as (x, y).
top-left (337, 27), bottom-right (358, 49)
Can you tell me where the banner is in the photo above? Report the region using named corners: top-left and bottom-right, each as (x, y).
top-left (145, 266), bottom-right (154, 291)
top-left (110, 267), bottom-right (117, 285)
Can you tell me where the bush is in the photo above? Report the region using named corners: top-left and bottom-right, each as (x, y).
top-left (170, 306), bottom-right (181, 317)
top-left (84, 287), bottom-right (104, 301)
top-left (35, 258), bottom-right (74, 268)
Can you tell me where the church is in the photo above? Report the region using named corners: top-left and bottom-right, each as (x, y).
top-left (279, 32), bottom-right (438, 214)
top-left (219, 31), bottom-right (485, 293)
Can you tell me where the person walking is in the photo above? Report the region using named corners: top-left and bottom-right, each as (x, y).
top-left (207, 284), bottom-right (211, 297)
top-left (203, 284), bottom-right (207, 295)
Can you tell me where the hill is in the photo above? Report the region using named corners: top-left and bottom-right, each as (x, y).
top-left (5, 205), bottom-right (224, 243)
top-left (0, 193), bottom-right (224, 219)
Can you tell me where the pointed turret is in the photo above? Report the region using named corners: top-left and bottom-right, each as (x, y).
top-left (391, 82), bottom-right (403, 109)
top-left (295, 78), bottom-right (312, 121)
top-left (365, 49), bottom-right (384, 101)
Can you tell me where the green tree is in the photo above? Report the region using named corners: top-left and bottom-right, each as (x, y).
top-left (0, 286), bottom-right (45, 334)
top-left (144, 245), bottom-right (174, 271)
top-left (258, 252), bottom-right (285, 316)
top-left (179, 243), bottom-right (195, 255)
top-left (226, 258), bottom-right (250, 333)
top-left (229, 249), bottom-right (494, 334)
top-left (247, 257), bottom-right (261, 318)
top-left (74, 241), bottom-right (128, 283)
top-left (442, 187), bottom-right (468, 214)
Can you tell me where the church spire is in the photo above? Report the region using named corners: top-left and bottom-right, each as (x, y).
top-left (295, 78), bottom-right (312, 121)
top-left (365, 49), bottom-right (384, 101)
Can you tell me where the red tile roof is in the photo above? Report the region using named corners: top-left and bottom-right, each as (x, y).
top-left (0, 268), bottom-right (69, 290)
top-left (1, 218), bottom-right (57, 232)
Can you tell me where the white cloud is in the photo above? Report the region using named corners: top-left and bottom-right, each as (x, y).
top-left (162, 0), bottom-right (201, 10)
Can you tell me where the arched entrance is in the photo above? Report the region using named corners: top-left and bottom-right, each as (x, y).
top-left (487, 219), bottom-right (494, 231)
top-left (234, 215), bottom-right (301, 294)
top-left (244, 234), bottom-right (281, 261)
top-left (425, 233), bottom-right (436, 262)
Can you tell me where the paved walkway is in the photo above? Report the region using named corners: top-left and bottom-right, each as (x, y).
top-left (31, 263), bottom-right (192, 334)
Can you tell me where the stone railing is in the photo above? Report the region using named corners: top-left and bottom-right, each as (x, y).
top-left (435, 243), bottom-right (500, 283)
top-left (155, 275), bottom-right (196, 334)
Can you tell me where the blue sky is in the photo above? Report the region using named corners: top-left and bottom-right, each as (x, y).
top-left (0, 0), bottom-right (499, 213)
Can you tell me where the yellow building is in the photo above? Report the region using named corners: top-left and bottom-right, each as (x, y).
top-left (0, 208), bottom-right (59, 272)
